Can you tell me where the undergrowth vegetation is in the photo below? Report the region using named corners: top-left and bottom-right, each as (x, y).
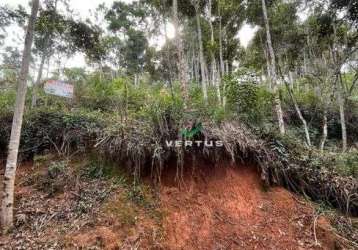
top-left (1, 0), bottom-right (357, 247)
top-left (0, 73), bottom-right (357, 215)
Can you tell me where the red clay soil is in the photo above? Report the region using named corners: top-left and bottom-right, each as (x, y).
top-left (0, 160), bottom-right (345, 249)
top-left (160, 161), bottom-right (338, 250)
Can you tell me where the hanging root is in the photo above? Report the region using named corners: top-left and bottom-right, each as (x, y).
top-left (202, 121), bottom-right (357, 215)
top-left (96, 119), bottom-right (358, 216)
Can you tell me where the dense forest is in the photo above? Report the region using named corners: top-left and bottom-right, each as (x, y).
top-left (0, 0), bottom-right (357, 249)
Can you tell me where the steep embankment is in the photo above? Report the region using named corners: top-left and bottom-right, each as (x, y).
top-left (160, 161), bottom-right (337, 250)
top-left (0, 160), bottom-right (355, 249)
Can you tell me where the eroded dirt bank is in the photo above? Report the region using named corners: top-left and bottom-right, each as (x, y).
top-left (160, 161), bottom-right (338, 250)
top-left (0, 160), bottom-right (353, 249)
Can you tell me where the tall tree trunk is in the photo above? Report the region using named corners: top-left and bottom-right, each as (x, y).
top-left (1, 0), bottom-right (39, 233)
top-left (331, 20), bottom-right (347, 152)
top-left (164, 19), bottom-right (173, 86)
top-left (216, 60), bottom-right (221, 101)
top-left (189, 50), bottom-right (194, 81)
top-left (320, 103), bottom-right (328, 151)
top-left (208, 0), bottom-right (221, 104)
top-left (193, 52), bottom-right (199, 83)
top-left (31, 54), bottom-right (46, 108)
top-left (134, 74), bottom-right (138, 86)
top-left (193, 1), bottom-right (208, 104)
top-left (264, 46), bottom-right (271, 89)
top-left (208, 0), bottom-right (215, 83)
top-left (303, 50), bottom-right (308, 75)
top-left (259, 33), bottom-right (271, 88)
top-left (279, 66), bottom-right (311, 146)
top-left (348, 71), bottom-right (358, 96)
top-left (337, 74), bottom-right (347, 152)
top-left (288, 71), bottom-right (294, 87)
top-left (46, 57), bottom-right (50, 78)
top-left (218, 5), bottom-right (225, 78)
top-left (261, 0), bottom-right (285, 135)
top-left (172, 0), bottom-right (189, 102)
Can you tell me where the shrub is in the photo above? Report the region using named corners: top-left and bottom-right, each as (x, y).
top-left (136, 83), bottom-right (184, 135)
top-left (223, 75), bottom-right (272, 125)
top-left (80, 155), bottom-right (125, 181)
top-left (323, 151), bottom-right (358, 178)
top-left (78, 76), bottom-right (147, 115)
top-left (0, 108), bottom-right (103, 159)
top-left (48, 161), bottom-right (67, 179)
top-left (0, 89), bottom-right (16, 113)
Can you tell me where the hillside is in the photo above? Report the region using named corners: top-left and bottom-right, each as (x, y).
top-left (0, 158), bottom-right (356, 249)
top-left (0, 0), bottom-right (357, 248)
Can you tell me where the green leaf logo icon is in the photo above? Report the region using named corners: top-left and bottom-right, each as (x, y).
top-left (180, 122), bottom-right (203, 139)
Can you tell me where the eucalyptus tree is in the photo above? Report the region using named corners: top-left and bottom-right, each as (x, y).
top-left (208, 0), bottom-right (217, 84)
top-left (190, 0), bottom-right (209, 103)
top-left (0, 7), bottom-right (13, 45)
top-left (328, 0), bottom-right (358, 151)
top-left (0, 5), bottom-right (27, 87)
top-left (139, 0), bottom-right (180, 88)
top-left (124, 29), bottom-right (149, 85)
top-left (266, 1), bottom-right (311, 145)
top-left (217, 0), bottom-right (244, 74)
top-left (172, 0), bottom-right (190, 101)
top-left (304, 3), bottom-right (358, 151)
top-left (216, 0), bottom-right (244, 107)
top-left (104, 1), bottom-right (152, 85)
top-left (144, 0), bottom-right (209, 102)
top-left (31, 0), bottom-right (105, 106)
top-left (0, 47), bottom-right (22, 88)
top-left (31, 0), bottom-right (67, 107)
top-left (66, 19), bottom-right (104, 64)
top-left (260, 0), bottom-right (285, 135)
top-left (1, 0), bottom-right (39, 232)
top-left (0, 5), bottom-right (27, 46)
top-left (330, 0), bottom-right (358, 26)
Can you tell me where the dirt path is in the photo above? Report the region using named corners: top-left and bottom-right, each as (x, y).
top-left (160, 162), bottom-right (337, 250)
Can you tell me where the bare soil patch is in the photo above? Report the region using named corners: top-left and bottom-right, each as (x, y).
top-left (160, 161), bottom-right (341, 250)
top-left (0, 160), bottom-right (354, 249)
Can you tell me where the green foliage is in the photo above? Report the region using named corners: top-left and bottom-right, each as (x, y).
top-left (223, 74), bottom-right (272, 124)
top-left (186, 84), bottom-right (229, 123)
top-left (66, 19), bottom-right (104, 62)
top-left (0, 89), bottom-right (16, 112)
top-left (30, 159), bottom-right (70, 196)
top-left (0, 107), bottom-right (103, 159)
top-left (78, 76), bottom-right (147, 114)
top-left (81, 155), bottom-right (126, 181)
top-left (137, 83), bottom-right (184, 128)
top-left (48, 160), bottom-right (67, 179)
top-left (281, 85), bottom-right (322, 127)
top-left (324, 151), bottom-right (358, 178)
top-left (262, 126), bottom-right (358, 180)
